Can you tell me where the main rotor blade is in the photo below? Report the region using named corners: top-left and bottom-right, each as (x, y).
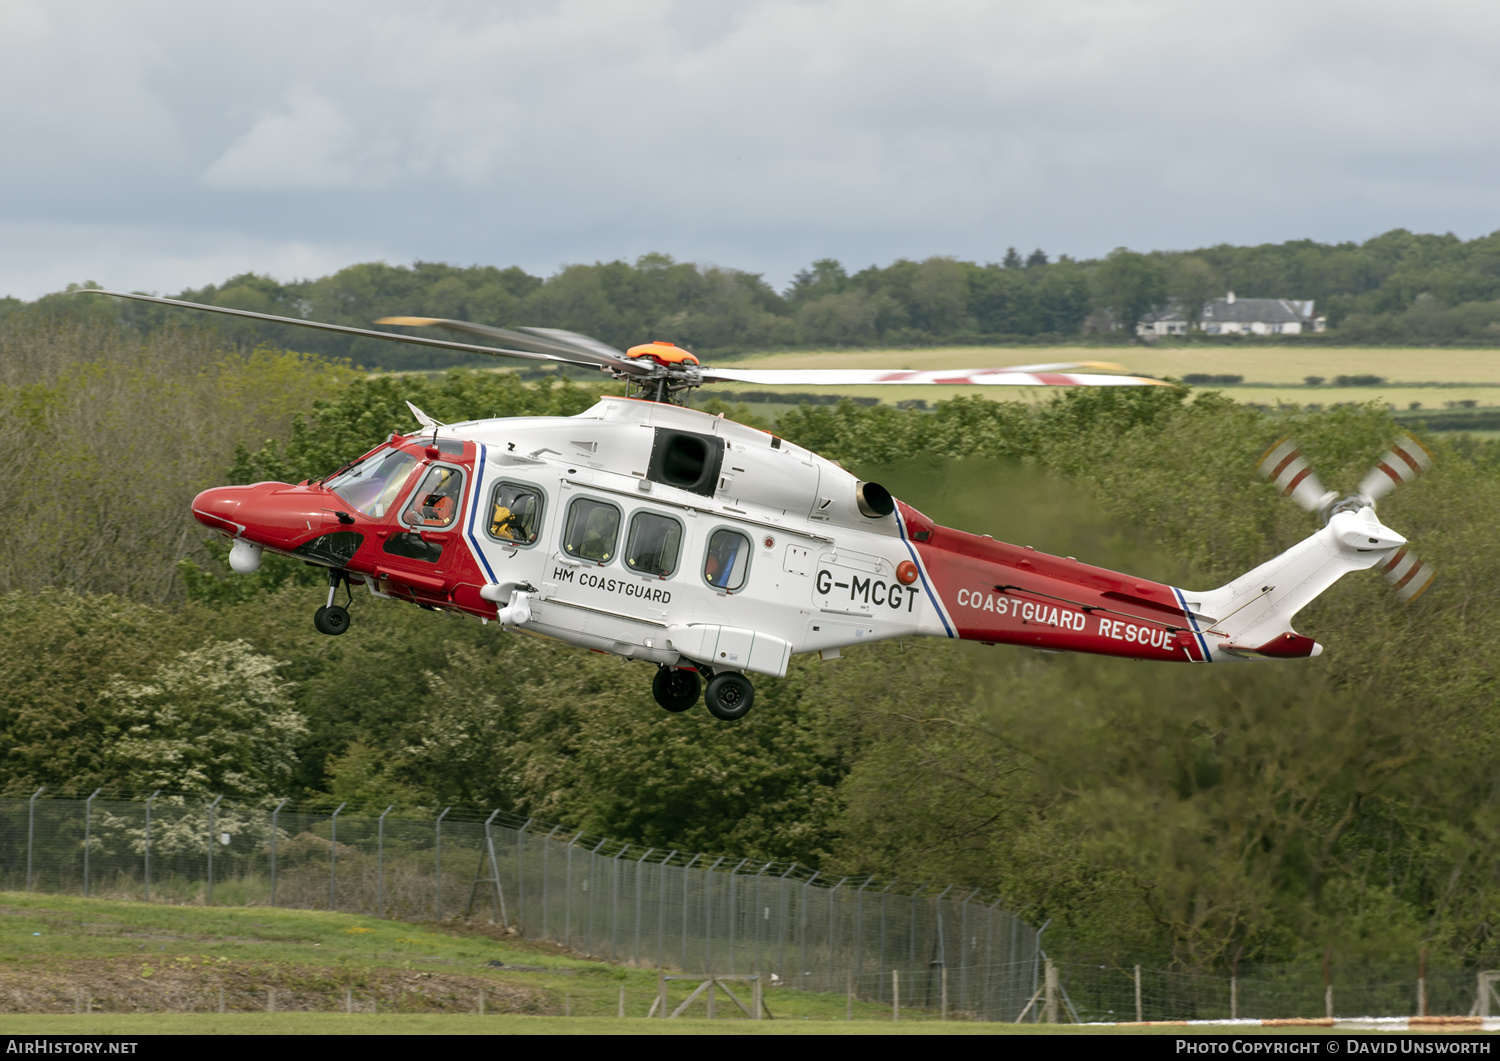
top-left (375, 317), bottom-right (645, 374)
top-left (77, 291), bottom-right (608, 371)
top-left (1358, 431), bottom-right (1434, 503)
top-left (699, 366), bottom-right (1171, 387)
top-left (1379, 545), bottom-right (1436, 603)
top-left (1257, 437), bottom-right (1337, 514)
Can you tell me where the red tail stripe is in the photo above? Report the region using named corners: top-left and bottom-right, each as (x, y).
top-left (1393, 561), bottom-right (1424, 591)
top-left (1284, 467), bottom-right (1311, 496)
top-left (1270, 449), bottom-right (1300, 481)
top-left (1392, 445), bottom-right (1424, 476)
top-left (1382, 547), bottom-right (1408, 574)
top-left (1377, 460), bottom-right (1403, 485)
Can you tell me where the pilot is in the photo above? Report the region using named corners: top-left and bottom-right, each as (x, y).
top-left (411, 469), bottom-right (460, 526)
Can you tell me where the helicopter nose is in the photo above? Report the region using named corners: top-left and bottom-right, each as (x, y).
top-left (192, 486), bottom-right (256, 535)
top-left (191, 481), bottom-right (331, 548)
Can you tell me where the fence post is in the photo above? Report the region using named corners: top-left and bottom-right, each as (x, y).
top-left (681, 852), bottom-right (701, 972)
top-left (26, 786), bottom-right (43, 892)
top-left (800, 870), bottom-right (821, 992)
top-left (727, 858), bottom-right (747, 975)
top-left (269, 798), bottom-right (288, 906)
top-left (634, 847), bottom-right (653, 965)
top-left (434, 807), bottom-right (451, 920)
top-left (1044, 958), bottom-right (1059, 1024)
top-left (1135, 963), bottom-right (1143, 1021)
top-left (144, 790), bottom-right (160, 902)
top-left (827, 876), bottom-right (848, 994)
top-left (893, 969), bottom-right (900, 1020)
top-left (1419, 944), bottom-right (1428, 1018)
top-left (329, 802), bottom-right (347, 912)
top-left (658, 850), bottom-right (676, 970)
top-left (517, 818), bottom-right (532, 931)
top-left (853, 876), bottom-right (872, 990)
top-left (1323, 948), bottom-right (1333, 1020)
top-left (83, 788), bottom-right (102, 897)
top-left (541, 824), bottom-right (561, 939)
top-left (206, 794), bottom-right (224, 906)
top-left (377, 805), bottom-right (394, 918)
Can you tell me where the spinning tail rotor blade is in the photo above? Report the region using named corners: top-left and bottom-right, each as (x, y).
top-left (1379, 545), bottom-right (1436, 603)
top-left (1358, 431), bottom-right (1434, 503)
top-left (1257, 438), bottom-right (1337, 514)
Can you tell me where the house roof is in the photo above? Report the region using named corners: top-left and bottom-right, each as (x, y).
top-left (1202, 298), bottom-right (1313, 324)
top-left (1142, 296), bottom-right (1317, 325)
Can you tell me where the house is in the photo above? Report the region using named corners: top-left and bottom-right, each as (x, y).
top-left (1138, 293), bottom-right (1327, 337)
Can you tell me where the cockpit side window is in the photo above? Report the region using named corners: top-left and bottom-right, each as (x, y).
top-left (402, 466), bottom-right (465, 529)
top-left (703, 528), bottom-right (751, 591)
top-left (487, 482), bottom-right (543, 545)
top-left (327, 447), bottom-right (421, 518)
top-left (562, 497), bottom-right (620, 564)
top-left (625, 511), bottom-right (683, 577)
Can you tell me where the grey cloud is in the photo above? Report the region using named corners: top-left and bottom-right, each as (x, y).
top-left (3, 0), bottom-right (1499, 299)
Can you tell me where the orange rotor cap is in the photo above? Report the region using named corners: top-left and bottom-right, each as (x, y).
top-left (626, 340), bottom-right (699, 366)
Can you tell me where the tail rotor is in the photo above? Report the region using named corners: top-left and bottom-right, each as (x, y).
top-left (1257, 431), bottom-right (1436, 604)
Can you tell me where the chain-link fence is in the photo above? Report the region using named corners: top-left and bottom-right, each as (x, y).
top-left (0, 794), bottom-right (1041, 1021)
top-left (1050, 961), bottom-right (1487, 1023)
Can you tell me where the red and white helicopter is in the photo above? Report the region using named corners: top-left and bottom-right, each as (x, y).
top-left (87, 290), bottom-right (1435, 721)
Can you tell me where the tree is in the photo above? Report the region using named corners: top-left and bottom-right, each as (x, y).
top-left (1026, 248), bottom-right (1049, 268)
top-left (1169, 256), bottom-right (1222, 330)
top-left (1002, 247), bottom-right (1024, 269)
top-left (101, 640), bottom-right (308, 798)
top-left (1094, 248), bottom-right (1169, 333)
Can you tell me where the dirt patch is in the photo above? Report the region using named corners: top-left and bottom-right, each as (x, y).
top-left (0, 956), bottom-right (547, 1014)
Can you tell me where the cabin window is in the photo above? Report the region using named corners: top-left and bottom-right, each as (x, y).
top-left (647, 429), bottom-right (724, 497)
top-left (562, 497), bottom-right (621, 564)
top-left (402, 466), bottom-right (464, 529)
top-left (703, 528), bottom-right (751, 591)
top-left (487, 482), bottom-right (543, 545)
top-left (625, 511), bottom-right (683, 578)
top-left (327, 447), bottom-right (420, 518)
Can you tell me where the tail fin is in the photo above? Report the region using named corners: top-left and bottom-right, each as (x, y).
top-left (1176, 506), bottom-right (1406, 660)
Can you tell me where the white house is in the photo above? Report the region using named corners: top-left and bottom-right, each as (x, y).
top-left (1139, 293), bottom-right (1327, 337)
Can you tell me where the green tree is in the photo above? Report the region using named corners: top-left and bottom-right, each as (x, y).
top-left (101, 640), bottom-right (308, 799)
top-left (1093, 248), bottom-right (1169, 334)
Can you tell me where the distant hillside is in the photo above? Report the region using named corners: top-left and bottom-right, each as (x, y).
top-left (7, 230), bottom-right (1500, 370)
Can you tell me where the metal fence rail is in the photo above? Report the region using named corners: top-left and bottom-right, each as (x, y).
top-left (0, 794), bottom-right (1041, 1022)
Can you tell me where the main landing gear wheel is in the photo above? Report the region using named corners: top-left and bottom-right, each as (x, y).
top-left (314, 604), bottom-right (350, 636)
top-left (704, 672), bottom-right (754, 721)
top-left (653, 666), bottom-right (701, 712)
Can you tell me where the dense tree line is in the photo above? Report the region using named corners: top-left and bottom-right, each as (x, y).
top-left (10, 229), bottom-right (1500, 371)
top-left (5, 318), bottom-right (1500, 973)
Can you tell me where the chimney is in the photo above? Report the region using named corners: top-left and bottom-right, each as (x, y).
top-left (1226, 291), bottom-right (1236, 304)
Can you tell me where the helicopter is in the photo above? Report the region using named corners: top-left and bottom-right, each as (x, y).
top-left (84, 289), bottom-right (1434, 721)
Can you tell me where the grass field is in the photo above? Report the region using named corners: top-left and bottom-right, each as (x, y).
top-left (0, 893), bottom-right (903, 1025)
top-left (444, 345), bottom-right (1500, 419)
top-left (701, 346), bottom-right (1500, 413)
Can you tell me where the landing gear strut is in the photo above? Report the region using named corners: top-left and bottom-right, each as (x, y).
top-left (652, 666), bottom-right (700, 712)
top-left (704, 671), bottom-right (754, 721)
top-left (314, 569), bottom-right (353, 636)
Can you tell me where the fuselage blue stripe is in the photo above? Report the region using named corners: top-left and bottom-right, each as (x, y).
top-left (897, 509), bottom-right (955, 639)
top-left (466, 444), bottom-right (499, 584)
top-left (1172, 586), bottom-right (1212, 663)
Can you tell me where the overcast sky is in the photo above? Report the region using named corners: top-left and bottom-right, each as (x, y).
top-left (3, 0), bottom-right (1499, 299)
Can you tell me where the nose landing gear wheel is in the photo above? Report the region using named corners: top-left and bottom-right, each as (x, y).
top-left (314, 604), bottom-right (350, 636)
top-left (653, 666), bottom-right (701, 712)
top-left (704, 672), bottom-right (754, 721)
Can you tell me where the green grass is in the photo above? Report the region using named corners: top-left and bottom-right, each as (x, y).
top-left (0, 893), bottom-right (901, 1022)
top-left (0, 1013), bottom-right (1067, 1034)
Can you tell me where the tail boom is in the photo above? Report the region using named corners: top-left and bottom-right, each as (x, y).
top-left (897, 501), bottom-right (1407, 664)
